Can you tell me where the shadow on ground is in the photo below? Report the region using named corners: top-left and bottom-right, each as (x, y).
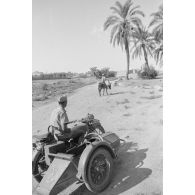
top-left (70, 142), bottom-right (152, 195)
top-left (109, 91), bottom-right (128, 96)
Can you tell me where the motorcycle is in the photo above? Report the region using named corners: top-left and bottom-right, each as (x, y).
top-left (32, 114), bottom-right (105, 183)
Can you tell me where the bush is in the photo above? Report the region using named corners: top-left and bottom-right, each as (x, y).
top-left (138, 66), bottom-right (158, 79)
top-left (107, 70), bottom-right (117, 77)
top-left (42, 83), bottom-right (48, 91)
top-left (89, 67), bottom-right (117, 78)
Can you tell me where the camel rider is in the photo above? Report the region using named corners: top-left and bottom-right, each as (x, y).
top-left (101, 74), bottom-right (106, 84)
top-left (50, 95), bottom-right (88, 140)
top-left (101, 74), bottom-right (111, 87)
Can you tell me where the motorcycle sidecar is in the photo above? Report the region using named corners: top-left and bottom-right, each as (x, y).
top-left (35, 132), bottom-right (122, 195)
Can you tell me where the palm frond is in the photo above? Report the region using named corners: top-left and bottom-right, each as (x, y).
top-left (104, 15), bottom-right (120, 30)
top-left (130, 17), bottom-right (143, 27)
top-left (149, 4), bottom-right (163, 28)
top-left (130, 10), bottom-right (145, 17)
top-left (128, 5), bottom-right (140, 15)
top-left (115, 1), bottom-right (123, 12)
top-left (110, 6), bottom-right (123, 17)
top-left (110, 24), bottom-right (120, 44)
top-left (123, 0), bottom-right (133, 18)
top-left (132, 45), bottom-right (142, 59)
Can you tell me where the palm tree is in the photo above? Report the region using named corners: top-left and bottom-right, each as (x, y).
top-left (104, 0), bottom-right (144, 80)
top-left (149, 5), bottom-right (163, 65)
top-left (131, 24), bottom-right (154, 70)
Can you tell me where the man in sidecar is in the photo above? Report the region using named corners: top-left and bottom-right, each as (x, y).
top-left (49, 95), bottom-right (88, 141)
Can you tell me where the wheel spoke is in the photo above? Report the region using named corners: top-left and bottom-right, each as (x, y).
top-left (90, 154), bottom-right (109, 185)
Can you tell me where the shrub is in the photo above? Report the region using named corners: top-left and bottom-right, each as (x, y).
top-left (138, 66), bottom-right (158, 79)
top-left (107, 70), bottom-right (117, 77)
top-left (42, 83), bottom-right (48, 90)
top-left (90, 67), bottom-right (117, 78)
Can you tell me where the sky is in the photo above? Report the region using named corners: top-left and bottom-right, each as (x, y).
top-left (32, 0), bottom-right (162, 73)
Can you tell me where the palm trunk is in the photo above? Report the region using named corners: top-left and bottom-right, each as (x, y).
top-left (125, 38), bottom-right (130, 80)
top-left (142, 44), bottom-right (150, 70)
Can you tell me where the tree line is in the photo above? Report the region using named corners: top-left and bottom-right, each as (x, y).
top-left (32, 67), bottom-right (117, 80)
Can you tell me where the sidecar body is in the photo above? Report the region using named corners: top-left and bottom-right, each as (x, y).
top-left (34, 132), bottom-right (123, 195)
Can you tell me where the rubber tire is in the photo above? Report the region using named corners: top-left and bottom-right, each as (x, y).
top-left (32, 150), bottom-right (48, 183)
top-left (84, 147), bottom-right (113, 193)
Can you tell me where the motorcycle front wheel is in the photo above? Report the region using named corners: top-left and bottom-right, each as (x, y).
top-left (32, 150), bottom-right (48, 183)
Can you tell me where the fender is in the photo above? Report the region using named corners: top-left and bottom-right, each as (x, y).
top-left (76, 141), bottom-right (116, 181)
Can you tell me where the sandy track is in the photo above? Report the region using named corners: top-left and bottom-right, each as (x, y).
top-left (32, 79), bottom-right (163, 195)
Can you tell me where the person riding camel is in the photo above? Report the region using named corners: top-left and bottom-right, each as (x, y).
top-left (101, 74), bottom-right (111, 88)
top-left (101, 73), bottom-right (106, 84)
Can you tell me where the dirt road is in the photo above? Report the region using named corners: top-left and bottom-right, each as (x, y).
top-left (32, 79), bottom-right (163, 195)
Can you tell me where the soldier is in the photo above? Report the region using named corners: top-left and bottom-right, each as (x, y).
top-left (50, 95), bottom-right (87, 140)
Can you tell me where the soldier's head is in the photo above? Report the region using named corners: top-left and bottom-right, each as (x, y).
top-left (58, 95), bottom-right (67, 108)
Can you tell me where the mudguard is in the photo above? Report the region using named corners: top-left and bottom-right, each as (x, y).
top-left (76, 140), bottom-right (116, 181)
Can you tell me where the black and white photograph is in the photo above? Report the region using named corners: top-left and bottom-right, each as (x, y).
top-left (32, 0), bottom-right (163, 194)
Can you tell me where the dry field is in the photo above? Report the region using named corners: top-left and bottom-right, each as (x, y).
top-left (32, 77), bottom-right (96, 109)
top-left (32, 77), bottom-right (163, 195)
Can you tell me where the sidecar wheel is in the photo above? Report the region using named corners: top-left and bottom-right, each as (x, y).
top-left (84, 147), bottom-right (113, 192)
top-left (32, 150), bottom-right (48, 183)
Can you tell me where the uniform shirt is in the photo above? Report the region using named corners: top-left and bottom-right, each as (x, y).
top-left (50, 107), bottom-right (69, 131)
